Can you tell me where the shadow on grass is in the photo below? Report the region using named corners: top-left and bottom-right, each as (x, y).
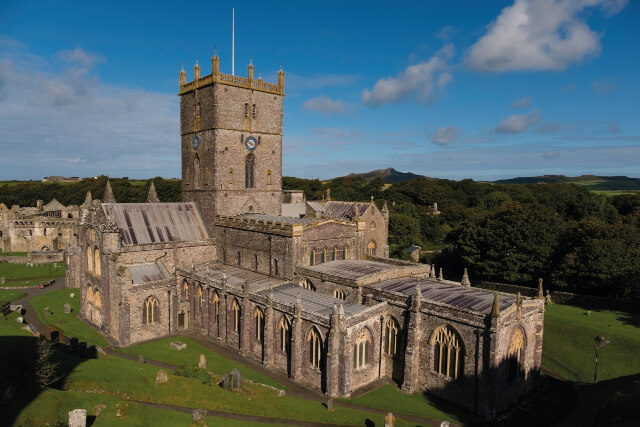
top-left (0, 334), bottom-right (98, 426)
top-left (615, 311), bottom-right (640, 328)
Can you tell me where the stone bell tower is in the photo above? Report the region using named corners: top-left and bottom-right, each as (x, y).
top-left (179, 54), bottom-right (285, 228)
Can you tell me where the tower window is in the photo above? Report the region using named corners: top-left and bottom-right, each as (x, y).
top-left (252, 104), bottom-right (256, 119)
top-left (245, 153), bottom-right (255, 188)
top-left (244, 103), bottom-right (248, 118)
top-left (267, 169), bottom-right (272, 185)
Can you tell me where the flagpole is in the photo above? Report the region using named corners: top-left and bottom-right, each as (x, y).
top-left (232, 8), bottom-right (235, 76)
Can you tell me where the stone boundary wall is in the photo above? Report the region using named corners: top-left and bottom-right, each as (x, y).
top-left (476, 280), bottom-right (639, 313)
top-left (0, 252), bottom-right (64, 264)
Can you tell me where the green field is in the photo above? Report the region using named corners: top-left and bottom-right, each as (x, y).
top-left (31, 288), bottom-right (108, 347)
top-left (0, 261), bottom-right (65, 287)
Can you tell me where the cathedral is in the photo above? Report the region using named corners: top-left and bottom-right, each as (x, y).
top-left (66, 55), bottom-right (545, 418)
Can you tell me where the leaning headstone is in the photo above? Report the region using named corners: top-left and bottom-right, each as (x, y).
top-left (44, 307), bottom-right (51, 316)
top-left (50, 330), bottom-right (60, 345)
top-left (156, 370), bottom-right (168, 383)
top-left (68, 409), bottom-right (87, 427)
top-left (138, 354), bottom-right (145, 364)
top-left (326, 398), bottom-right (334, 411)
top-left (198, 354), bottom-right (207, 369)
top-left (440, 422), bottom-right (450, 427)
top-left (70, 292), bottom-right (75, 298)
top-left (192, 409), bottom-right (207, 421)
top-left (171, 341), bottom-right (186, 350)
top-left (384, 412), bottom-right (395, 427)
top-left (64, 303), bottom-right (71, 314)
top-left (220, 374), bottom-right (231, 391)
top-left (230, 368), bottom-right (242, 389)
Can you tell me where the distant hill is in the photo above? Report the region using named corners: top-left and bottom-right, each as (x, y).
top-left (348, 168), bottom-right (424, 184)
top-left (494, 175), bottom-right (640, 192)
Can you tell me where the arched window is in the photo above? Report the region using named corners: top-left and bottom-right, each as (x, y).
top-left (87, 285), bottom-right (94, 304)
top-left (182, 280), bottom-right (189, 300)
top-left (278, 317), bottom-right (291, 352)
top-left (507, 328), bottom-right (525, 382)
top-left (94, 249), bottom-right (101, 278)
top-left (308, 328), bottom-right (322, 368)
top-left (232, 299), bottom-right (241, 332)
top-left (353, 328), bottom-right (372, 369)
top-left (344, 246), bottom-right (349, 260)
top-left (314, 248), bottom-right (323, 265)
top-left (254, 308), bottom-right (264, 342)
top-left (336, 247), bottom-right (344, 261)
top-left (334, 289), bottom-right (346, 300)
top-left (253, 254), bottom-right (258, 271)
top-left (245, 153), bottom-right (255, 188)
top-left (197, 286), bottom-right (203, 307)
top-left (431, 325), bottom-right (464, 380)
top-left (194, 154), bottom-right (201, 188)
top-left (367, 241), bottom-right (377, 256)
top-left (384, 317), bottom-right (399, 356)
top-left (273, 258), bottom-right (279, 277)
top-left (310, 249), bottom-right (316, 266)
top-left (299, 279), bottom-right (316, 291)
top-left (212, 292), bottom-right (220, 323)
top-left (143, 296), bottom-right (159, 324)
top-left (94, 290), bottom-right (102, 309)
top-left (322, 248), bottom-right (327, 263)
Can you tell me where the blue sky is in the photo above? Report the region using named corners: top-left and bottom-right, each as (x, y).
top-left (1, 0), bottom-right (638, 181)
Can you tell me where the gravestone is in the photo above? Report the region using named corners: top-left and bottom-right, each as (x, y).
top-left (64, 303), bottom-right (71, 314)
top-left (95, 345), bottom-right (107, 356)
top-left (68, 409), bottom-right (87, 427)
top-left (192, 409), bottom-right (207, 421)
top-left (44, 307), bottom-right (50, 316)
top-left (138, 354), bottom-right (145, 364)
top-left (440, 422), bottom-right (450, 427)
top-left (70, 337), bottom-right (79, 353)
top-left (78, 342), bottom-right (87, 356)
top-left (16, 316), bottom-right (24, 323)
top-left (54, 263), bottom-right (58, 269)
top-left (327, 398), bottom-right (334, 411)
top-left (384, 412), bottom-right (395, 427)
top-left (70, 292), bottom-right (75, 298)
top-left (198, 354), bottom-right (207, 369)
top-left (156, 370), bottom-right (168, 383)
top-left (171, 341), bottom-right (186, 350)
top-left (231, 368), bottom-right (242, 389)
top-left (50, 330), bottom-right (60, 345)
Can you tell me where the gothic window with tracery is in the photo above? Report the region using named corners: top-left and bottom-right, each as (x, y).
top-left (232, 299), bottom-right (241, 332)
top-left (299, 279), bottom-right (316, 291)
top-left (432, 325), bottom-right (464, 380)
top-left (182, 280), bottom-right (189, 300)
top-left (334, 289), bottom-right (346, 300)
top-left (384, 317), bottom-right (399, 356)
top-left (278, 317), bottom-right (291, 352)
top-left (353, 328), bottom-right (372, 369)
top-left (94, 249), bottom-right (101, 278)
top-left (143, 296), bottom-right (159, 324)
top-left (94, 290), bottom-right (102, 309)
top-left (308, 328), bottom-right (322, 368)
top-left (254, 308), bottom-right (264, 342)
top-left (87, 285), bottom-right (94, 304)
top-left (197, 286), bottom-right (203, 307)
top-left (367, 240), bottom-right (377, 256)
top-left (507, 328), bottom-right (525, 382)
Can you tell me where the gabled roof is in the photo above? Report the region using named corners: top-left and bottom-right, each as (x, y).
top-left (128, 262), bottom-right (171, 284)
top-left (102, 202), bottom-right (211, 245)
top-left (322, 201), bottom-right (370, 219)
top-left (43, 199), bottom-right (66, 211)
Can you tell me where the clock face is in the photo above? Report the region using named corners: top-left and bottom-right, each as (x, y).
top-left (192, 134), bottom-right (200, 151)
top-left (245, 136), bottom-right (258, 151)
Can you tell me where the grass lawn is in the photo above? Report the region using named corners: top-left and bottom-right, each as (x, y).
top-left (0, 289), bottom-right (27, 305)
top-left (0, 310), bottom-right (32, 337)
top-left (0, 261), bottom-right (65, 285)
top-left (117, 336), bottom-right (285, 389)
top-left (30, 287), bottom-right (108, 347)
top-left (344, 384), bottom-right (476, 424)
top-left (542, 304), bottom-right (640, 383)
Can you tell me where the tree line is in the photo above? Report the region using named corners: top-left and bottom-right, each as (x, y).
top-left (2, 175), bottom-right (638, 298)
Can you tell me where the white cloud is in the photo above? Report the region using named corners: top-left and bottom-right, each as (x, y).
top-left (302, 95), bottom-right (345, 115)
top-left (0, 43), bottom-right (179, 179)
top-left (362, 44), bottom-right (454, 106)
top-left (468, 0), bottom-right (627, 72)
top-left (431, 126), bottom-right (463, 146)
top-left (495, 110), bottom-right (541, 133)
top-left (512, 96), bottom-right (531, 108)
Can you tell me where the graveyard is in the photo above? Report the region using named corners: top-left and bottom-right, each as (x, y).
top-left (1, 282), bottom-right (638, 426)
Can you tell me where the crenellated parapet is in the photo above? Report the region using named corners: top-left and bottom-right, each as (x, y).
top-left (179, 55), bottom-right (284, 96)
